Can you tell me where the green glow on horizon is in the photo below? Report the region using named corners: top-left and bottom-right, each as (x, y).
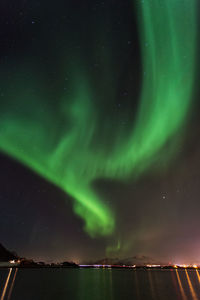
top-left (0, 0), bottom-right (197, 237)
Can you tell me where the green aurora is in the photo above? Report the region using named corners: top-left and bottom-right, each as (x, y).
top-left (0, 0), bottom-right (197, 237)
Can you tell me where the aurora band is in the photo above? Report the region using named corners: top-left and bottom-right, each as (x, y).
top-left (0, 0), bottom-right (197, 236)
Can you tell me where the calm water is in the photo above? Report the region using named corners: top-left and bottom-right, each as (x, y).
top-left (1, 268), bottom-right (200, 300)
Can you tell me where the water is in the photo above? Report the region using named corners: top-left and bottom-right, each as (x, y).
top-left (1, 268), bottom-right (200, 300)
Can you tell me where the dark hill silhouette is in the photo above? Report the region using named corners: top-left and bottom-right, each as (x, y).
top-left (88, 255), bottom-right (156, 266)
top-left (0, 243), bottom-right (18, 262)
top-left (61, 261), bottom-right (79, 268)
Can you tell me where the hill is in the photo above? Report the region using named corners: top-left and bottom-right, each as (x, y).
top-left (0, 243), bottom-right (18, 262)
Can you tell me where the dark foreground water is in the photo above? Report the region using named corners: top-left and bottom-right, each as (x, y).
top-left (1, 268), bottom-right (200, 300)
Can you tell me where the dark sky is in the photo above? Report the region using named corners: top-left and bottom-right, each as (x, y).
top-left (0, 0), bottom-right (200, 264)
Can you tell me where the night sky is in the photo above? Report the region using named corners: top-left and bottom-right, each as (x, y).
top-left (0, 0), bottom-right (200, 264)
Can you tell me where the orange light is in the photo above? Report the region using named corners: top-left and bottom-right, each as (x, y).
top-left (193, 265), bottom-right (198, 269)
top-left (174, 265), bottom-right (178, 268)
top-left (183, 264), bottom-right (188, 268)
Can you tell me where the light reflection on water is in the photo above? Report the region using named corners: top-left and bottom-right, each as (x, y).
top-left (175, 269), bottom-right (187, 300)
top-left (1, 268), bottom-right (200, 300)
top-left (0, 268), bottom-right (12, 300)
top-left (7, 268), bottom-right (18, 300)
top-left (147, 270), bottom-right (156, 300)
top-left (185, 269), bottom-right (198, 300)
top-left (195, 270), bottom-right (200, 284)
top-left (134, 270), bottom-right (140, 300)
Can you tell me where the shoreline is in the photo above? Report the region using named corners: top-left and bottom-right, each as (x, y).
top-left (0, 265), bottom-right (200, 270)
